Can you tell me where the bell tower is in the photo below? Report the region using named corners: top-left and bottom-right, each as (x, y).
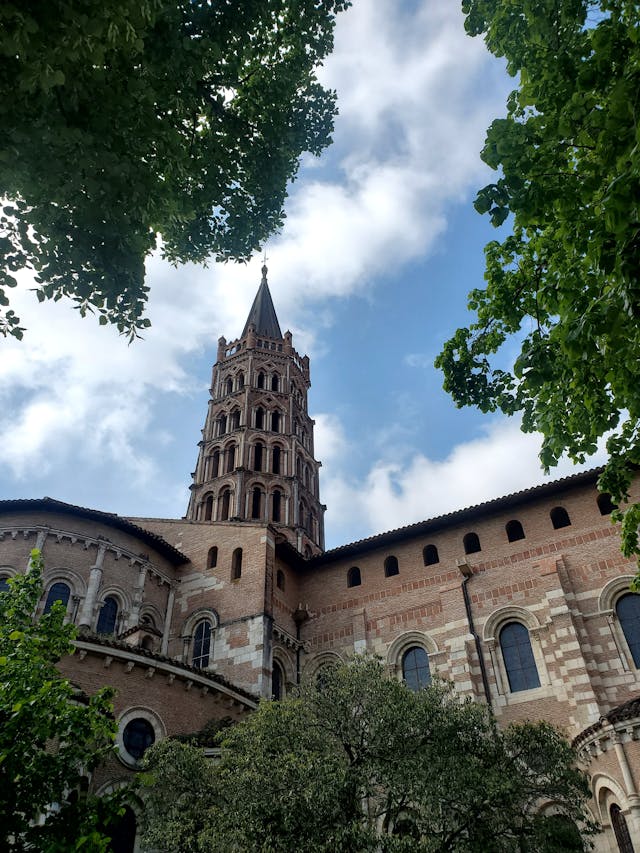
top-left (186, 266), bottom-right (325, 555)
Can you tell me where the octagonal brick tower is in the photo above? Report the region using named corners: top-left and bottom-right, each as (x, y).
top-left (186, 266), bottom-right (325, 555)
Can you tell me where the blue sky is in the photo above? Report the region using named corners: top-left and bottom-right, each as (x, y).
top-left (0, 1), bottom-right (605, 549)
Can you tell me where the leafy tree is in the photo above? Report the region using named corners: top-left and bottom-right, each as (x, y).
top-left (0, 0), bottom-right (350, 340)
top-left (434, 2), bottom-right (640, 577)
top-left (140, 656), bottom-right (596, 852)
top-left (0, 549), bottom-right (124, 851)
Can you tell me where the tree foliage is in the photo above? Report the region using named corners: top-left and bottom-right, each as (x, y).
top-left (0, 549), bottom-right (124, 851)
top-left (0, 0), bottom-right (349, 339)
top-left (140, 656), bottom-right (595, 852)
top-left (435, 1), bottom-right (640, 576)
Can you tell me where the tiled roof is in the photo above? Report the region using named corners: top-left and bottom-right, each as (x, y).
top-left (573, 695), bottom-right (640, 747)
top-left (241, 266), bottom-right (283, 339)
top-left (0, 497), bottom-right (190, 566)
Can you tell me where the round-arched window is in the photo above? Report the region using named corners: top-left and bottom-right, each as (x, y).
top-left (122, 718), bottom-right (155, 761)
top-left (96, 596), bottom-right (118, 635)
top-left (43, 582), bottom-right (71, 614)
top-left (192, 620), bottom-right (212, 669)
top-left (402, 647), bottom-right (431, 691)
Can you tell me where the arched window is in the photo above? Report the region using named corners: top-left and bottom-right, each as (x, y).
top-left (499, 622), bottom-right (541, 692)
top-left (616, 593), bottom-right (640, 667)
top-left (272, 660), bottom-right (284, 700)
top-left (276, 569), bottom-right (285, 591)
top-left (257, 372), bottom-right (265, 389)
top-left (43, 582), bottom-right (70, 615)
top-left (0, 576), bottom-right (10, 593)
top-left (225, 377), bottom-right (233, 395)
top-left (271, 374), bottom-right (280, 392)
top-left (192, 620), bottom-right (212, 669)
top-left (217, 415), bottom-right (227, 436)
top-left (231, 548), bottom-right (242, 580)
top-left (347, 566), bottom-right (361, 588)
top-left (96, 596), bottom-right (118, 635)
top-left (423, 544), bottom-right (439, 566)
top-left (210, 450), bottom-right (220, 479)
top-left (255, 407), bottom-right (264, 429)
top-left (207, 546), bottom-right (218, 569)
top-left (506, 519), bottom-right (525, 542)
top-left (402, 647), bottom-right (431, 691)
top-left (251, 486), bottom-right (262, 519)
top-left (598, 493), bottom-right (617, 515)
top-left (272, 445), bottom-right (281, 474)
top-left (550, 506), bottom-right (571, 529)
top-left (272, 489), bottom-right (282, 523)
top-left (204, 493), bottom-right (214, 521)
top-left (236, 371), bottom-right (244, 390)
top-left (229, 409), bottom-right (240, 431)
top-left (219, 488), bottom-right (231, 521)
top-left (384, 556), bottom-right (399, 577)
top-left (610, 804), bottom-right (635, 853)
top-left (463, 532), bottom-right (481, 554)
top-left (272, 411), bottom-right (280, 432)
top-left (226, 443), bottom-right (236, 473)
top-left (254, 442), bottom-right (264, 472)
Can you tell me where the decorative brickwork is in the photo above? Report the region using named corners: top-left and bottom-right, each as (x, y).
top-left (2, 277), bottom-right (640, 851)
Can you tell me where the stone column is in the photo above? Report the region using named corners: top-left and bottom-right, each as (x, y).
top-left (161, 586), bottom-right (176, 655)
top-left (78, 543), bottom-right (106, 629)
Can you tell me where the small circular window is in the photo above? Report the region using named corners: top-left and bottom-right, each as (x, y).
top-left (122, 718), bottom-right (155, 762)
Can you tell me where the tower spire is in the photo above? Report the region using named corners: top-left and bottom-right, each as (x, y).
top-left (241, 265), bottom-right (282, 340)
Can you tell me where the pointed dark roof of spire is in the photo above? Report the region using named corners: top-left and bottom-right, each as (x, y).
top-left (242, 265), bottom-right (283, 339)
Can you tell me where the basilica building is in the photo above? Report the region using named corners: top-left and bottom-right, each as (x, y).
top-left (2, 269), bottom-right (640, 852)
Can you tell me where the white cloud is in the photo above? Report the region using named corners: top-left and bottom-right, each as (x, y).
top-left (0, 1), bottom-right (511, 515)
top-left (319, 416), bottom-right (608, 549)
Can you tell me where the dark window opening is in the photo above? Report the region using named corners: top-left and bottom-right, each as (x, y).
top-left (106, 805), bottom-right (137, 853)
top-left (402, 647), bottom-right (431, 691)
top-left (192, 620), bottom-right (212, 668)
top-left (271, 374), bottom-right (279, 392)
top-left (617, 593), bottom-right (640, 667)
top-left (0, 576), bottom-right (10, 593)
top-left (423, 544), bottom-right (439, 566)
top-left (226, 444), bottom-right (236, 473)
top-left (506, 519), bottom-right (525, 543)
top-left (255, 408), bottom-right (264, 429)
top-left (463, 532), bottom-right (481, 555)
top-left (219, 489), bottom-right (231, 521)
top-left (236, 372), bottom-right (244, 389)
top-left (257, 372), bottom-right (265, 389)
top-left (97, 596), bottom-right (118, 635)
top-left (384, 555), bottom-right (399, 577)
top-left (211, 450), bottom-right (220, 479)
top-left (231, 548), bottom-right (242, 580)
top-left (272, 490), bottom-right (282, 523)
top-left (272, 446), bottom-right (281, 474)
top-left (272, 411), bottom-right (280, 432)
top-left (225, 378), bottom-right (233, 395)
top-left (251, 487), bottom-right (262, 519)
top-left (550, 506), bottom-right (571, 529)
top-left (254, 442), bottom-right (263, 472)
top-left (347, 566), bottom-right (361, 588)
top-left (272, 661), bottom-right (284, 700)
top-left (276, 569), bottom-right (285, 591)
top-left (204, 493), bottom-right (214, 521)
top-left (499, 622), bottom-right (541, 692)
top-left (44, 582), bottom-right (70, 614)
top-left (598, 493), bottom-right (618, 516)
top-left (122, 718), bottom-right (155, 761)
top-left (229, 410), bottom-right (240, 430)
top-left (207, 546), bottom-right (218, 569)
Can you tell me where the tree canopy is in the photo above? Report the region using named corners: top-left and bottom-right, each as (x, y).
top-left (435, 1), bottom-right (640, 574)
top-left (140, 656), bottom-right (595, 852)
top-left (0, 0), bottom-right (349, 340)
top-left (0, 549), bottom-right (124, 851)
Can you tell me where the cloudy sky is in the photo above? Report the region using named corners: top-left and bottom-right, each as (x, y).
top-left (0, 1), bottom-right (605, 549)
